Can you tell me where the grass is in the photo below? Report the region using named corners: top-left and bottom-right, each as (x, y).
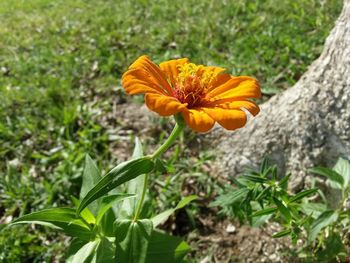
top-left (0, 0), bottom-right (342, 261)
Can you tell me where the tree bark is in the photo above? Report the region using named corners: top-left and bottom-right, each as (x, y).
top-left (210, 0), bottom-right (350, 190)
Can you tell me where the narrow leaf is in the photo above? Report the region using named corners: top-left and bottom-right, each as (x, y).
top-left (71, 196), bottom-right (96, 225)
top-left (71, 240), bottom-right (98, 263)
top-left (10, 208), bottom-right (91, 240)
top-left (96, 194), bottom-right (135, 224)
top-left (260, 157), bottom-right (269, 173)
top-left (211, 188), bottom-right (249, 207)
top-left (132, 137), bottom-right (143, 159)
top-left (243, 174), bottom-right (267, 183)
top-left (145, 230), bottom-right (190, 263)
top-left (278, 174), bottom-right (291, 189)
top-left (66, 239), bottom-right (88, 262)
top-left (309, 210), bottom-right (338, 241)
top-left (119, 138), bottom-right (148, 219)
top-left (301, 202), bottom-right (327, 219)
top-left (272, 229), bottom-right (291, 238)
top-left (80, 154), bottom-right (102, 215)
top-left (151, 195), bottom-right (197, 227)
top-left (256, 186), bottom-right (271, 201)
top-left (333, 158), bottom-right (350, 188)
top-left (273, 198), bottom-right (292, 223)
top-left (78, 157), bottom-right (154, 214)
top-left (309, 167), bottom-right (344, 187)
top-left (252, 207), bottom-right (277, 217)
top-left (93, 237), bottom-right (115, 263)
top-left (289, 188), bottom-right (318, 203)
top-left (115, 219), bottom-right (153, 263)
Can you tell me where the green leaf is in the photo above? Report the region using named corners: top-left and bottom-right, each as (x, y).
top-left (145, 230), bottom-right (190, 263)
top-left (317, 233), bottom-right (347, 261)
top-left (250, 202), bottom-right (274, 226)
top-left (132, 137), bottom-right (143, 159)
top-left (243, 174), bottom-right (267, 183)
top-left (66, 239), bottom-right (88, 262)
top-left (80, 154), bottom-right (101, 199)
top-left (278, 174), bottom-right (291, 189)
top-left (333, 158), bottom-right (350, 188)
top-left (10, 208), bottom-right (91, 240)
top-left (77, 157), bottom-right (154, 214)
top-left (272, 229), bottom-right (291, 238)
top-left (92, 237), bottom-right (115, 263)
top-left (115, 219), bottom-right (153, 263)
top-left (289, 188), bottom-right (318, 203)
top-left (100, 209), bottom-right (117, 237)
top-left (151, 195), bottom-right (197, 227)
top-left (71, 196), bottom-right (96, 225)
top-left (96, 194), bottom-right (135, 225)
top-left (273, 198), bottom-right (292, 223)
top-left (252, 207), bottom-right (277, 217)
top-left (300, 202), bottom-right (327, 219)
top-left (80, 154), bottom-right (102, 215)
top-left (211, 188), bottom-right (250, 207)
top-left (309, 167), bottom-right (344, 187)
top-left (119, 138), bottom-right (148, 219)
top-left (260, 156), bottom-right (269, 173)
top-left (309, 210), bottom-right (338, 241)
top-left (256, 186), bottom-right (271, 201)
top-left (70, 240), bottom-right (98, 263)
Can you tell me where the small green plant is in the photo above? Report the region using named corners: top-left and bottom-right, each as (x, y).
top-left (213, 157), bottom-right (350, 262)
top-left (9, 136), bottom-right (195, 262)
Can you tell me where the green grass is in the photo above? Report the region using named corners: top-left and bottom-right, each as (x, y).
top-left (0, 0), bottom-right (342, 261)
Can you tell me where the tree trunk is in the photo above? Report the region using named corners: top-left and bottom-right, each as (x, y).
top-left (210, 0), bottom-right (350, 190)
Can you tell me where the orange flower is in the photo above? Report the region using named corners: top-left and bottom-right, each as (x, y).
top-left (122, 56), bottom-right (261, 132)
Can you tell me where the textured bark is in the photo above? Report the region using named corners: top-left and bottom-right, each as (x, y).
top-left (210, 0), bottom-right (350, 190)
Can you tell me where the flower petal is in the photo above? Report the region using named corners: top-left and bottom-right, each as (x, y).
top-left (128, 55), bottom-right (173, 94)
top-left (207, 76), bottom-right (261, 103)
top-left (122, 68), bottom-right (167, 95)
top-left (217, 100), bottom-right (260, 116)
top-left (207, 73), bottom-right (232, 92)
top-left (159, 58), bottom-right (189, 87)
top-left (182, 108), bottom-right (215, 132)
top-left (203, 107), bottom-right (247, 131)
top-left (145, 93), bottom-right (187, 116)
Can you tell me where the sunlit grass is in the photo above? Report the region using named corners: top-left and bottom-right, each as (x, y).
top-left (0, 0), bottom-right (342, 260)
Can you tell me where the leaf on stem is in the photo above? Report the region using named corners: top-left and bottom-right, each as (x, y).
top-left (96, 194), bottom-right (135, 225)
top-left (309, 210), bottom-right (338, 241)
top-left (309, 167), bottom-right (344, 188)
top-left (211, 188), bottom-right (249, 207)
top-left (119, 138), bottom-right (149, 219)
top-left (80, 154), bottom-right (102, 215)
top-left (145, 230), bottom-right (190, 263)
top-left (115, 219), bottom-right (153, 263)
top-left (333, 158), bottom-right (350, 189)
top-left (151, 195), bottom-right (197, 227)
top-left (77, 157), bottom-right (154, 214)
top-left (69, 240), bottom-right (99, 263)
top-left (272, 229), bottom-right (291, 238)
top-left (289, 188), bottom-right (318, 203)
top-left (273, 197), bottom-right (292, 223)
top-left (252, 207), bottom-right (278, 217)
top-left (10, 208), bottom-right (92, 240)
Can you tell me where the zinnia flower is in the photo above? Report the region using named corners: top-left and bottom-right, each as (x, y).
top-left (122, 56), bottom-right (261, 132)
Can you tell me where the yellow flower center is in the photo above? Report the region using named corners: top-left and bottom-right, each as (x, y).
top-left (173, 63), bottom-right (217, 108)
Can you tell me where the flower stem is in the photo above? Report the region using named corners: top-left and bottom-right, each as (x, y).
top-left (133, 117), bottom-right (185, 221)
top-left (151, 122), bottom-right (184, 159)
top-left (133, 173), bottom-right (149, 221)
